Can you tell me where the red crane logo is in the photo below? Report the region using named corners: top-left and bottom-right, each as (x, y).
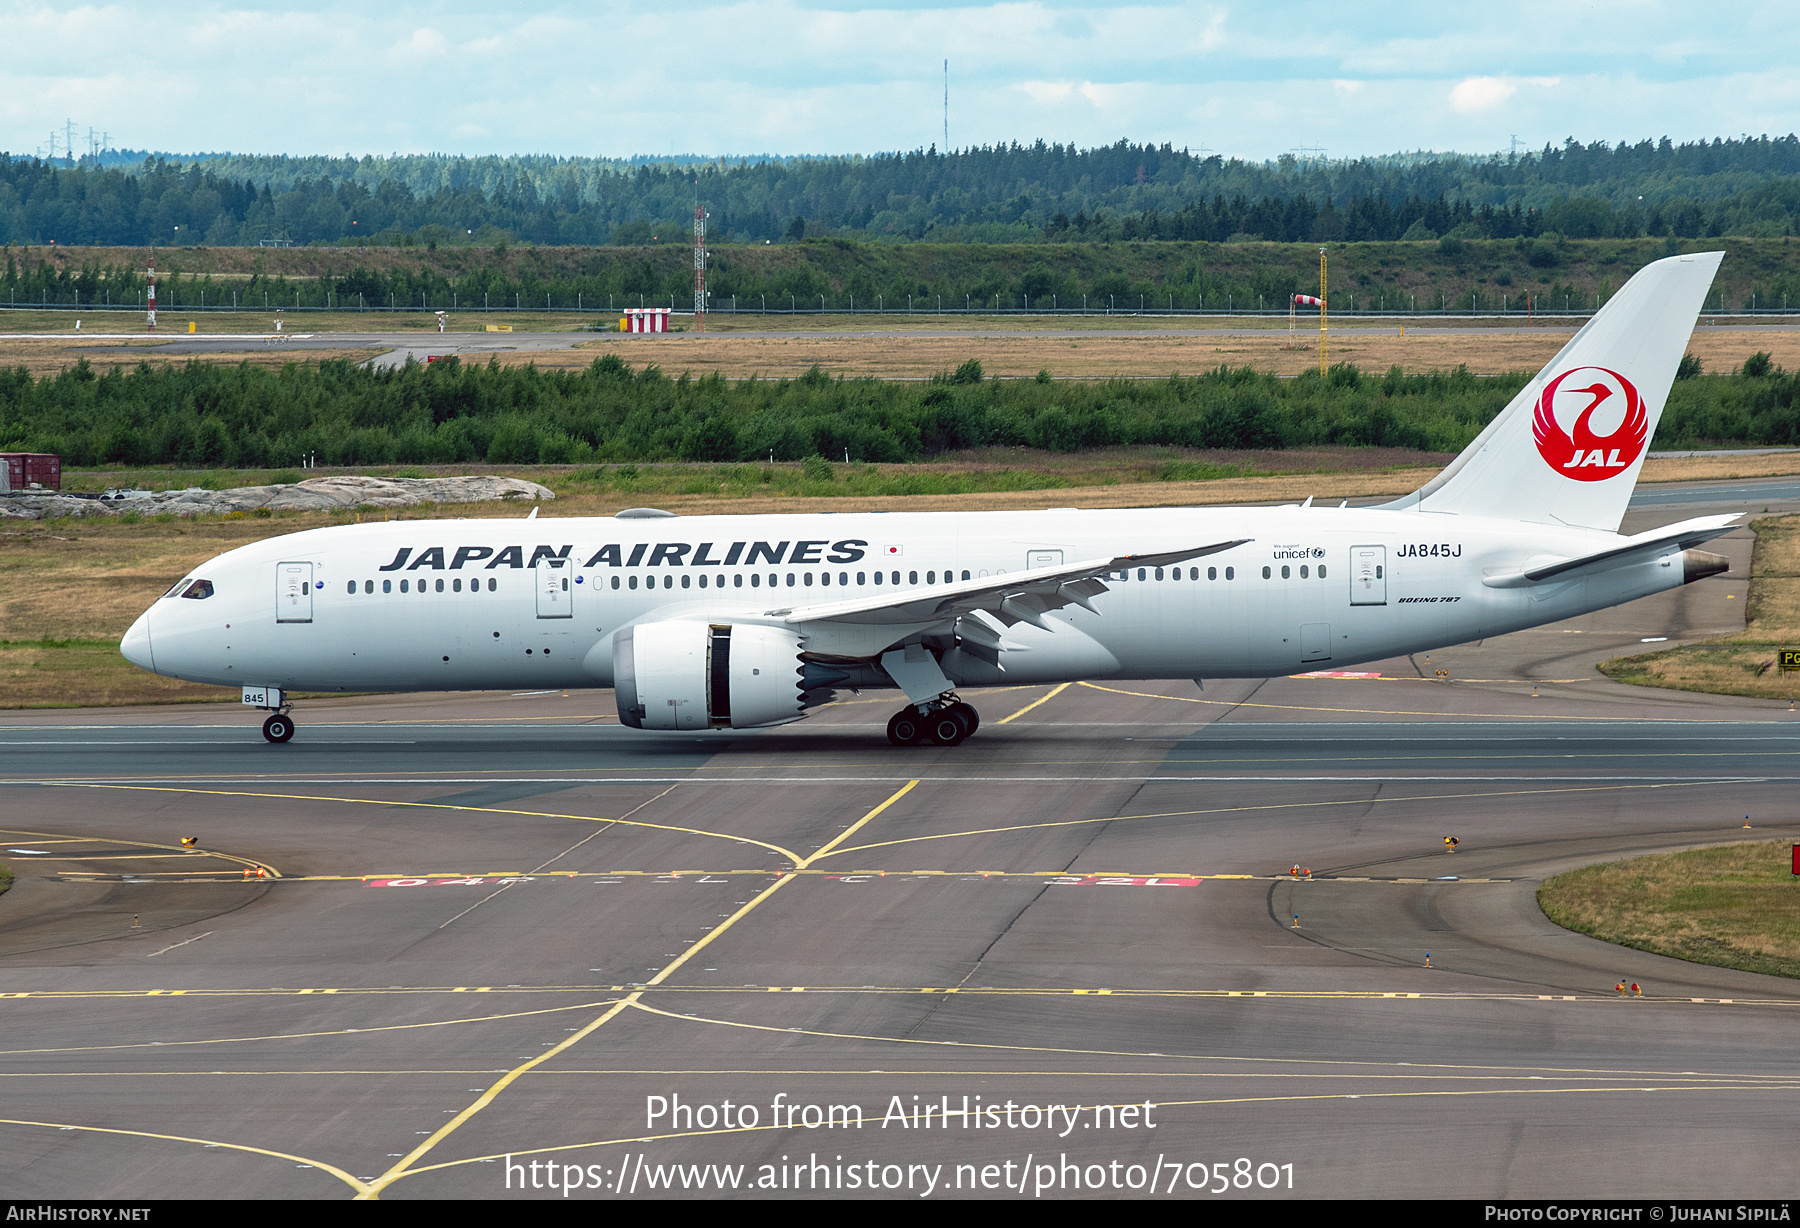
top-left (1532, 366), bottom-right (1647, 481)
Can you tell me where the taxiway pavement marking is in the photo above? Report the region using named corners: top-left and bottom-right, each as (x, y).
top-left (0, 826), bottom-right (274, 875)
top-left (0, 1000), bottom-right (626, 1057)
top-left (359, 779), bottom-right (922, 1199)
top-left (996, 682), bottom-right (1071, 725)
top-left (0, 1117), bottom-right (370, 1196)
top-left (6, 984), bottom-right (1794, 1007)
top-left (33, 781), bottom-right (807, 864)
top-left (1076, 680), bottom-right (1730, 722)
top-left (820, 777), bottom-right (1732, 860)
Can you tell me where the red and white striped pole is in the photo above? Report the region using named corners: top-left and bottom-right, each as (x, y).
top-left (146, 263), bottom-right (157, 332)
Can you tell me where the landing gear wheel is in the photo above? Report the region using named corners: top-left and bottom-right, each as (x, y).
top-left (887, 710), bottom-right (925, 746)
top-left (926, 711), bottom-right (967, 746)
top-left (262, 713), bottom-right (295, 744)
top-left (947, 701), bottom-right (979, 735)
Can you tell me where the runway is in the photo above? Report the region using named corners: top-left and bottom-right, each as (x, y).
top-left (3, 488), bottom-right (1800, 1200)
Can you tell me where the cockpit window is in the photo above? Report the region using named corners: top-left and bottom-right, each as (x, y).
top-left (179, 579), bottom-right (215, 600)
top-left (164, 578), bottom-right (192, 598)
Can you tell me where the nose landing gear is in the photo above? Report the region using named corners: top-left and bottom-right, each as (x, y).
top-left (887, 697), bottom-right (979, 747)
top-left (245, 686), bottom-right (296, 744)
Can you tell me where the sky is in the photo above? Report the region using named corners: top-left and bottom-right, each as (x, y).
top-left (4, 1), bottom-right (1797, 163)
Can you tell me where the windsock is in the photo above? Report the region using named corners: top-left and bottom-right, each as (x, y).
top-left (1293, 294), bottom-right (1326, 307)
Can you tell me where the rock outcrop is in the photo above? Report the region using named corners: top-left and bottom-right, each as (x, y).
top-left (0, 474), bottom-right (555, 520)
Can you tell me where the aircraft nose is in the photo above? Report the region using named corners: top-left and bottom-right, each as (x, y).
top-left (121, 610), bottom-right (155, 672)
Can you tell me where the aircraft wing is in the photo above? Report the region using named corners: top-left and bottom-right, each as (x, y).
top-left (761, 540), bottom-right (1251, 629)
top-left (1481, 514), bottom-right (1738, 588)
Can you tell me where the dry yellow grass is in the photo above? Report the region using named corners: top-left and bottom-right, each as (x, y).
top-left (0, 339), bottom-right (383, 377)
top-left (537, 326), bottom-right (1800, 381)
top-left (1538, 842), bottom-right (1800, 980)
top-left (0, 519), bottom-right (295, 706)
top-left (1600, 513), bottom-right (1800, 700)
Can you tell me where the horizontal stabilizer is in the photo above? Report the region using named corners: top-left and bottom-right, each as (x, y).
top-left (1481, 514), bottom-right (1738, 588)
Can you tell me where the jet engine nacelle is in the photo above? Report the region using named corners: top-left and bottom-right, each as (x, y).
top-left (613, 621), bottom-right (807, 730)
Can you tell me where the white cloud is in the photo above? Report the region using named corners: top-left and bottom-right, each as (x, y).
top-left (393, 27), bottom-right (450, 61)
top-left (1448, 75), bottom-right (1559, 115)
top-left (1018, 80), bottom-right (1077, 105)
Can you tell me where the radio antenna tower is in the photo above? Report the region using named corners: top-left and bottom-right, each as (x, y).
top-left (943, 60), bottom-right (949, 152)
top-left (693, 198), bottom-right (708, 333)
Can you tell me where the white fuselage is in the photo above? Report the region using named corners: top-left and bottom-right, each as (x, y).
top-left (123, 506), bottom-right (1685, 695)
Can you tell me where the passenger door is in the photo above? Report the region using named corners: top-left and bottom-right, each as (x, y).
top-left (276, 561), bottom-right (313, 623)
top-left (536, 557), bottom-right (573, 619)
top-left (1350, 546), bottom-right (1387, 606)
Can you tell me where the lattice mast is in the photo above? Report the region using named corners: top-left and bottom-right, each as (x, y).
top-left (1318, 247), bottom-right (1328, 376)
top-left (693, 203), bottom-right (707, 332)
top-left (146, 262), bottom-right (156, 333)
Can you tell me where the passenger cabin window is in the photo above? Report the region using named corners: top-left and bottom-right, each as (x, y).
top-left (179, 579), bottom-right (214, 600)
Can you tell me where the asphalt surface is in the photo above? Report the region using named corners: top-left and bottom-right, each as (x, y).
top-left (3, 482), bottom-right (1800, 1200)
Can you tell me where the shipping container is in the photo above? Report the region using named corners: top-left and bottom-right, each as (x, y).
top-left (0, 454), bottom-right (62, 492)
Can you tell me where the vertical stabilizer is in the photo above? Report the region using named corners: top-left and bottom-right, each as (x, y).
top-left (1382, 251), bottom-right (1722, 531)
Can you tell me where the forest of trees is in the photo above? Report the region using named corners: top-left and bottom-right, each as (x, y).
top-left (2, 352), bottom-right (1793, 470)
top-left (5, 135), bottom-right (1800, 249)
top-left (11, 234), bottom-right (1799, 318)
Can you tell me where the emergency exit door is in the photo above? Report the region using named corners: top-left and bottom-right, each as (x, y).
top-left (276, 561), bottom-right (313, 623)
top-left (1350, 546), bottom-right (1387, 606)
top-left (536, 557), bottom-right (572, 618)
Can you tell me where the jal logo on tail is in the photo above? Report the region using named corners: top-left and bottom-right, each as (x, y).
top-left (1532, 366), bottom-right (1647, 482)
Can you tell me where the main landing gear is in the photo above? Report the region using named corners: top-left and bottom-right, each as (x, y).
top-left (887, 698), bottom-right (980, 747)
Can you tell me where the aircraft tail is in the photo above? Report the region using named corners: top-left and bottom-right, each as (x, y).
top-left (1381, 251), bottom-right (1723, 531)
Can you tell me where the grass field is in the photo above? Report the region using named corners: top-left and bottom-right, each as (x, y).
top-left (551, 326), bottom-right (1800, 382)
top-left (6, 313), bottom-right (1800, 383)
top-left (1538, 842), bottom-right (1800, 980)
top-left (1600, 513), bottom-right (1800, 701)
